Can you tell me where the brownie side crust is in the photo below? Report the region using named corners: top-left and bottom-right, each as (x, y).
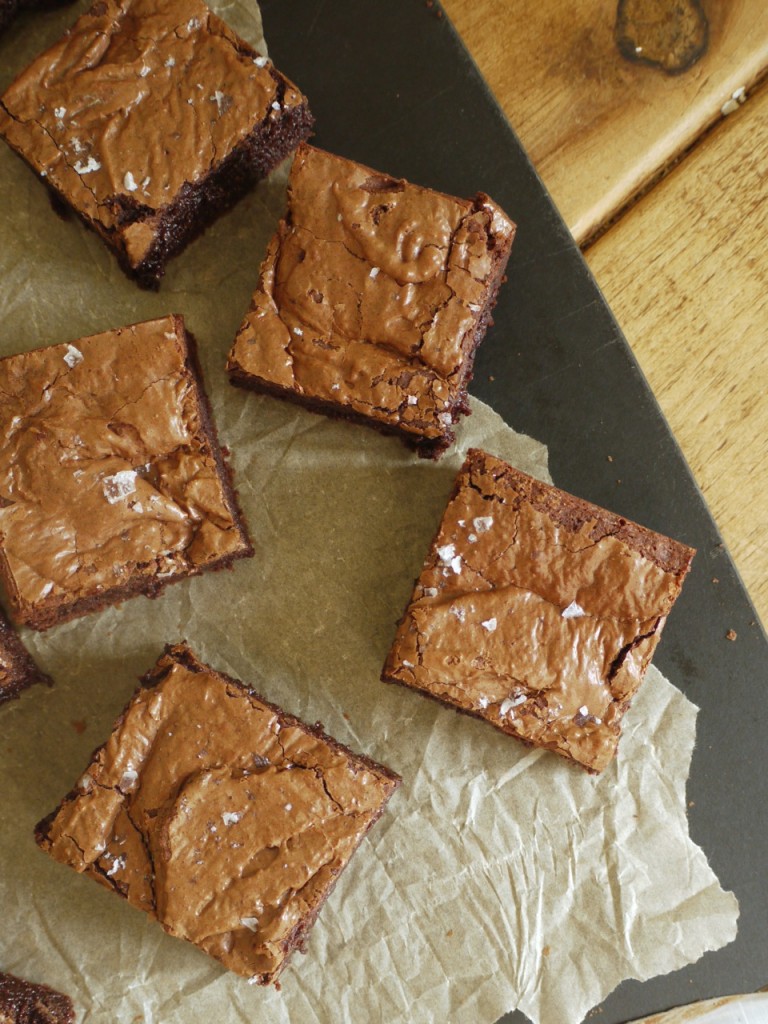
top-left (227, 144), bottom-right (516, 458)
top-left (0, 612), bottom-right (51, 705)
top-left (382, 448), bottom-right (695, 773)
top-left (35, 643), bottom-right (401, 984)
top-left (0, 315), bottom-right (253, 631)
top-left (0, 971), bottom-right (74, 1024)
top-left (0, 0), bottom-right (313, 288)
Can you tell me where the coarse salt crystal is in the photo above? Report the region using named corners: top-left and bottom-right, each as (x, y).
top-left (562, 601), bottom-right (586, 619)
top-left (139, 65), bottom-right (151, 77)
top-left (331, 383), bottom-right (340, 391)
top-left (284, 803), bottom-right (292, 812)
top-left (120, 769), bottom-right (138, 790)
top-left (424, 587), bottom-right (438, 597)
top-left (222, 811), bottom-right (241, 826)
top-left (164, 56), bottom-right (175, 67)
top-left (106, 855), bottom-right (126, 876)
top-left (500, 694), bottom-right (527, 716)
top-left (477, 696), bottom-right (489, 709)
top-left (54, 106), bottom-right (66, 119)
top-left (407, 395), bottom-right (418, 405)
top-left (124, 171), bottom-right (138, 191)
top-left (369, 266), bottom-right (380, 279)
top-left (450, 606), bottom-right (466, 623)
top-left (254, 56), bottom-right (268, 67)
top-left (102, 469), bottom-right (137, 504)
top-left (292, 326), bottom-right (303, 336)
top-left (271, 100), bottom-right (281, 111)
top-left (74, 156), bottom-right (101, 175)
top-left (41, 581), bottom-right (54, 598)
top-left (241, 917), bottom-right (259, 931)
top-left (481, 617), bottom-right (497, 632)
top-left (63, 344), bottom-right (83, 368)
top-left (473, 516), bottom-right (493, 533)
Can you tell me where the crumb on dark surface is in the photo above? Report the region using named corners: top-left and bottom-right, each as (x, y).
top-left (726, 629), bottom-right (737, 641)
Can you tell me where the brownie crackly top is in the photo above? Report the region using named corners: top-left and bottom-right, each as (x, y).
top-left (0, 971), bottom-right (75, 1024)
top-left (0, 315), bottom-right (251, 630)
top-left (0, 0), bottom-right (309, 279)
top-left (383, 449), bottom-right (695, 772)
top-left (228, 144), bottom-right (516, 455)
top-left (36, 644), bottom-right (401, 983)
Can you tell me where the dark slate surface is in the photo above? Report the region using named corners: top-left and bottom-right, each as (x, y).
top-left (260, 2), bottom-right (768, 1021)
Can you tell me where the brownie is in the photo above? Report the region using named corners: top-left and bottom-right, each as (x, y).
top-left (35, 643), bottom-right (401, 983)
top-left (0, 0), bottom-right (313, 288)
top-left (0, 611), bottom-right (51, 704)
top-left (0, 315), bottom-right (252, 631)
top-left (227, 144), bottom-right (516, 458)
top-left (382, 448), bottom-right (695, 773)
top-left (0, 971), bottom-right (74, 1024)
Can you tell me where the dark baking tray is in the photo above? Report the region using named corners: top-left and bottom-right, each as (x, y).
top-left (260, 2), bottom-right (768, 1022)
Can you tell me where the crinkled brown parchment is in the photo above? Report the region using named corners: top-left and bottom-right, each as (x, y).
top-left (0, 3), bottom-right (737, 1023)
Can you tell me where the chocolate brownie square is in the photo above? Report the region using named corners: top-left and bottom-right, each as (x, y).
top-left (0, 611), bottom-right (51, 704)
top-left (0, 972), bottom-right (74, 1024)
top-left (0, 0), bottom-right (313, 287)
top-left (227, 144), bottom-right (516, 458)
top-left (382, 449), bottom-right (695, 772)
top-left (35, 643), bottom-right (401, 984)
top-left (0, 315), bottom-right (252, 631)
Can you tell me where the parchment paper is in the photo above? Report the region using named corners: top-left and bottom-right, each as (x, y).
top-left (0, 3), bottom-right (738, 1023)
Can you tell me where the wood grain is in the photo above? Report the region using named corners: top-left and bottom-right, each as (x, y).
top-left (585, 83), bottom-right (768, 627)
top-left (443, 0), bottom-right (768, 243)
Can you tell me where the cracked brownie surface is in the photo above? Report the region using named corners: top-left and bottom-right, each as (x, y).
top-left (227, 144), bottom-right (516, 457)
top-left (35, 643), bottom-right (401, 983)
top-left (0, 970), bottom-right (75, 1024)
top-left (0, 0), bottom-right (312, 286)
top-left (382, 448), bottom-right (695, 772)
top-left (0, 315), bottom-right (252, 630)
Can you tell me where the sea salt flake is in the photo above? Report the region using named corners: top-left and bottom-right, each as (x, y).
top-left (481, 617), bottom-right (497, 632)
top-left (187, 16), bottom-right (200, 29)
top-left (369, 266), bottom-right (380, 279)
top-left (120, 769), bottom-right (138, 790)
top-left (271, 100), bottom-right (281, 111)
top-left (477, 696), bottom-right (489, 709)
top-left (402, 659), bottom-right (414, 667)
top-left (292, 326), bottom-right (303, 336)
top-left (407, 395), bottom-right (417, 405)
top-left (500, 694), bottom-right (527, 715)
top-left (63, 344), bottom-right (83, 368)
top-left (437, 543), bottom-right (456, 564)
top-left (123, 171), bottom-right (138, 191)
top-left (40, 581), bottom-right (54, 598)
top-left (241, 917), bottom-right (260, 931)
top-left (164, 56), bottom-right (176, 67)
top-left (450, 606), bottom-right (466, 623)
top-left (562, 600), bottom-right (586, 619)
top-left (102, 469), bottom-right (137, 504)
top-left (284, 803), bottom-right (292, 812)
top-left (74, 156), bottom-right (101, 175)
top-left (139, 65), bottom-right (151, 77)
top-left (254, 56), bottom-right (268, 67)
top-left (423, 587), bottom-right (438, 597)
top-left (473, 516), bottom-right (493, 533)
top-left (141, 177), bottom-right (151, 190)
top-left (331, 383), bottom-right (340, 391)
top-left (54, 106), bottom-right (66, 119)
top-left (222, 811), bottom-right (242, 826)
top-left (468, 533), bottom-right (478, 543)
top-left (106, 854), bottom-right (126, 876)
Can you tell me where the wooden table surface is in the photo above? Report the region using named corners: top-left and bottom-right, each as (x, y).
top-left (442, 0), bottom-right (768, 632)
